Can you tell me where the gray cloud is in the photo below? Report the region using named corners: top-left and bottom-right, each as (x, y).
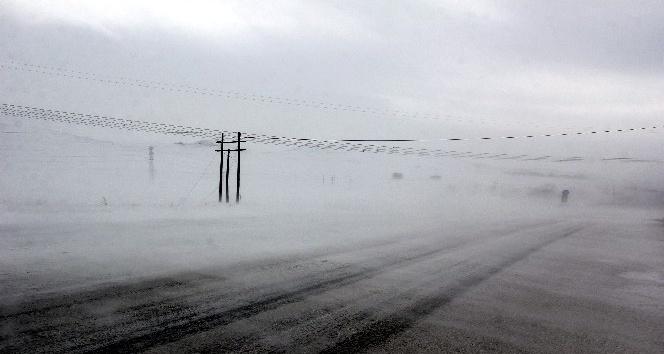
top-left (0, 0), bottom-right (662, 141)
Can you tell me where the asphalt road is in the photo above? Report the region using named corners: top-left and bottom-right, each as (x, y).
top-left (1, 216), bottom-right (662, 353)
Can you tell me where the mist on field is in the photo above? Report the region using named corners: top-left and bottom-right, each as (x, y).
top-left (1, 113), bottom-right (661, 297)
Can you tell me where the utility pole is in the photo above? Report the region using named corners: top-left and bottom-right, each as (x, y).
top-left (148, 146), bottom-right (155, 182)
top-left (216, 134), bottom-right (224, 203)
top-left (236, 132), bottom-right (242, 203)
top-left (225, 149), bottom-right (230, 203)
top-left (215, 132), bottom-right (246, 204)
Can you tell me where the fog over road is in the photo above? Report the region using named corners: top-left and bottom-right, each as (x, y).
top-left (2, 210), bottom-right (662, 353)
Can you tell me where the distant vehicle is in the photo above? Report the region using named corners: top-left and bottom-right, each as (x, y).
top-left (392, 172), bottom-right (403, 180)
top-left (561, 189), bottom-right (570, 203)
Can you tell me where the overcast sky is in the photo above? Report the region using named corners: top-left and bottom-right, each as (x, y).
top-left (0, 0), bottom-right (663, 150)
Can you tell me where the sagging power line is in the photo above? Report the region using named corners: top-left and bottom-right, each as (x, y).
top-left (1, 103), bottom-right (661, 164)
top-left (337, 124), bottom-right (664, 142)
top-left (1, 60), bottom-right (590, 131)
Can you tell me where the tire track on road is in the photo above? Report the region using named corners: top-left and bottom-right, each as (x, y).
top-left (1, 232), bottom-right (407, 319)
top-left (1, 221), bottom-right (560, 354)
top-left (80, 222), bottom-right (561, 353)
top-left (132, 222), bottom-right (565, 353)
top-left (85, 246), bottom-right (460, 353)
top-left (319, 225), bottom-right (587, 354)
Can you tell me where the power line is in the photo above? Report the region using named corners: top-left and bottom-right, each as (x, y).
top-left (180, 154), bottom-right (216, 204)
top-left (338, 125), bottom-right (664, 142)
top-left (0, 60), bottom-right (590, 131)
top-left (1, 103), bottom-right (661, 164)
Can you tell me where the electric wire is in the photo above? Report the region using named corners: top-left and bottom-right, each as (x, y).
top-left (1, 103), bottom-right (661, 164)
top-left (1, 60), bottom-right (591, 131)
top-left (180, 154), bottom-right (216, 204)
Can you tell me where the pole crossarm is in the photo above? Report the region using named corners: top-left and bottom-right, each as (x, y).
top-left (216, 140), bottom-right (246, 144)
top-left (216, 149), bottom-right (246, 152)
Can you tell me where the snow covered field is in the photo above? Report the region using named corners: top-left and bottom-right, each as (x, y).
top-left (1, 118), bottom-right (663, 353)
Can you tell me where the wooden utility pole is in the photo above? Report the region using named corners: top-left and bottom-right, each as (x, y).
top-left (148, 146), bottom-right (155, 182)
top-left (236, 132), bottom-right (241, 203)
top-left (225, 149), bottom-right (230, 203)
top-left (216, 134), bottom-right (224, 203)
top-left (215, 132), bottom-right (246, 204)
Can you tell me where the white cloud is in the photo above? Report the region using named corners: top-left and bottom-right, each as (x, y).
top-left (7, 0), bottom-right (375, 42)
top-left (1, 0), bottom-right (662, 129)
top-left (425, 0), bottom-right (511, 22)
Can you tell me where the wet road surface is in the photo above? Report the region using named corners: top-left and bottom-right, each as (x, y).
top-left (2, 218), bottom-right (662, 353)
